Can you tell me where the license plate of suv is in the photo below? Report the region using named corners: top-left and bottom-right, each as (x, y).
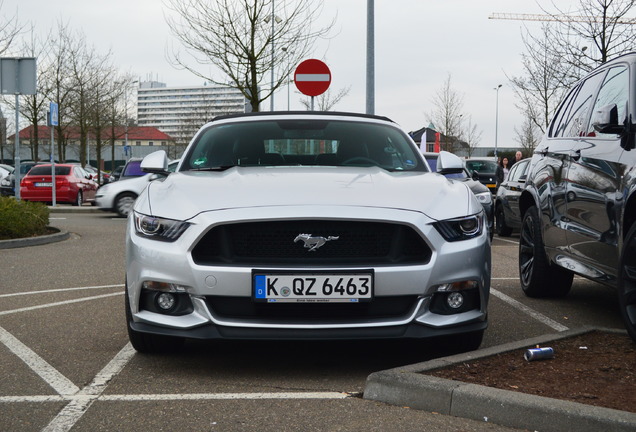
top-left (253, 271), bottom-right (373, 303)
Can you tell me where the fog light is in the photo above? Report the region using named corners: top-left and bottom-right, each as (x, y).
top-left (446, 292), bottom-right (464, 309)
top-left (156, 293), bottom-right (176, 311)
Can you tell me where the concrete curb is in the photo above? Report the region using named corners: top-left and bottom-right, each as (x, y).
top-left (0, 228), bottom-right (70, 249)
top-left (47, 205), bottom-right (104, 213)
top-left (364, 327), bottom-right (636, 432)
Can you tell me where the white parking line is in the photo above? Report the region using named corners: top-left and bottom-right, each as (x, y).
top-left (0, 292), bottom-right (122, 316)
top-left (0, 326), bottom-right (80, 396)
top-left (493, 237), bottom-right (520, 245)
top-left (0, 284), bottom-right (123, 298)
top-left (490, 288), bottom-right (570, 332)
top-left (100, 392), bottom-right (350, 401)
top-left (41, 343), bottom-right (136, 432)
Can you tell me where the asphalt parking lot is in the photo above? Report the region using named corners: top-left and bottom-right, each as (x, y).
top-left (0, 208), bottom-right (626, 431)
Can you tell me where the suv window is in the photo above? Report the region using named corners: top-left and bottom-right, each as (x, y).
top-left (552, 71), bottom-right (605, 138)
top-left (587, 65), bottom-right (629, 137)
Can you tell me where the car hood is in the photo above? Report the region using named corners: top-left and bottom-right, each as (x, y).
top-left (136, 166), bottom-right (480, 222)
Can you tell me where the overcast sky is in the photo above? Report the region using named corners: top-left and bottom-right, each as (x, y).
top-left (4, 0), bottom-right (582, 149)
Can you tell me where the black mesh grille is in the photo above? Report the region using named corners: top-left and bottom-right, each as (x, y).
top-left (191, 220), bottom-right (431, 266)
top-left (205, 295), bottom-right (419, 321)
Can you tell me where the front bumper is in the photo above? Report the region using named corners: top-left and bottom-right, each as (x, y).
top-left (126, 206), bottom-right (491, 340)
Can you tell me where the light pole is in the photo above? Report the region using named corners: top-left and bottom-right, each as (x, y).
top-left (494, 84), bottom-right (502, 158)
top-left (267, 2), bottom-right (282, 111)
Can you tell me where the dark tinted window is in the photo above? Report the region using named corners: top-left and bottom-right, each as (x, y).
top-left (553, 71), bottom-right (605, 138)
top-left (183, 119), bottom-right (425, 172)
top-left (507, 159), bottom-right (529, 182)
top-left (587, 65), bottom-right (629, 137)
top-left (122, 161), bottom-right (144, 177)
top-left (28, 166), bottom-right (71, 176)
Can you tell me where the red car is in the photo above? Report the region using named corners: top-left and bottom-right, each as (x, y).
top-left (20, 164), bottom-right (99, 206)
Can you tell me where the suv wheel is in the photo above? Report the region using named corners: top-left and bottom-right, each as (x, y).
top-left (519, 206), bottom-right (573, 297)
top-left (495, 205), bottom-right (513, 237)
top-left (618, 223), bottom-right (636, 342)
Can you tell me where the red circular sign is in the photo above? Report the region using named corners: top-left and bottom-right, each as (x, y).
top-left (294, 59), bottom-right (331, 97)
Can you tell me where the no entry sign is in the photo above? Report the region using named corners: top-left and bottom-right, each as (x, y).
top-left (294, 59), bottom-right (331, 97)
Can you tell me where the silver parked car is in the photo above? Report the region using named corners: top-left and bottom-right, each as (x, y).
top-left (125, 112), bottom-right (491, 353)
top-left (95, 160), bottom-right (179, 217)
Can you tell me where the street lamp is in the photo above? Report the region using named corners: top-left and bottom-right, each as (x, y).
top-left (494, 84), bottom-right (502, 158)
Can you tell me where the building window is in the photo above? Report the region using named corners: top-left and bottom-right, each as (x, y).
top-left (136, 141), bottom-right (141, 146)
top-left (149, 141), bottom-right (154, 146)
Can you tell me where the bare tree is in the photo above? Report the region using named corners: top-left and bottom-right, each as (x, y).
top-left (13, 29), bottom-right (53, 161)
top-left (460, 115), bottom-right (483, 158)
top-left (299, 85), bottom-right (350, 111)
top-left (0, 0), bottom-right (23, 55)
top-left (514, 116), bottom-right (542, 154)
top-left (428, 73), bottom-right (465, 152)
top-left (540, 0), bottom-right (636, 72)
top-left (508, 24), bottom-right (572, 134)
top-left (164, 0), bottom-right (333, 112)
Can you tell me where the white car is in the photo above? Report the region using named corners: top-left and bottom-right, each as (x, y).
top-left (95, 160), bottom-right (178, 217)
top-left (125, 112), bottom-right (491, 353)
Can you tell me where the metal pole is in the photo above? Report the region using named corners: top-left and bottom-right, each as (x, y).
top-left (14, 94), bottom-right (20, 200)
top-left (270, 0), bottom-right (275, 112)
top-left (50, 116), bottom-right (56, 206)
top-left (366, 0), bottom-right (375, 115)
top-left (494, 84), bottom-right (502, 157)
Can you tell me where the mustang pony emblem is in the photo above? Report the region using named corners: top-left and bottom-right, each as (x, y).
top-left (294, 233), bottom-right (340, 252)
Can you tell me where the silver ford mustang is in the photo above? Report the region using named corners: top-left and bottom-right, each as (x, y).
top-left (125, 112), bottom-right (491, 353)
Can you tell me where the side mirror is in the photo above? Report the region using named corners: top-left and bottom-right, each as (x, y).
top-left (436, 151), bottom-right (464, 175)
top-left (471, 170), bottom-right (479, 181)
top-left (592, 104), bottom-right (622, 134)
top-left (141, 150), bottom-right (170, 175)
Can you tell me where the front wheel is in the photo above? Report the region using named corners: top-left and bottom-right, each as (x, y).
top-left (618, 223), bottom-right (636, 342)
top-left (519, 206), bottom-right (573, 297)
top-left (125, 284), bottom-right (185, 353)
top-left (115, 193), bottom-right (137, 218)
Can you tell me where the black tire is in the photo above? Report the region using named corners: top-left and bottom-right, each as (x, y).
top-left (618, 223), bottom-right (636, 342)
top-left (125, 284), bottom-right (185, 353)
top-left (436, 329), bottom-right (485, 354)
top-left (495, 204), bottom-right (513, 237)
top-left (115, 193), bottom-right (137, 218)
top-left (73, 190), bottom-right (83, 206)
top-left (519, 206), bottom-right (573, 297)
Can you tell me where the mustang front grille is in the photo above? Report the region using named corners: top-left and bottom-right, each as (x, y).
top-left (191, 220), bottom-right (431, 266)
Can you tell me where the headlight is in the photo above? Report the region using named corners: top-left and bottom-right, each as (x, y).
top-left (474, 191), bottom-right (492, 205)
top-left (0, 178), bottom-right (9, 186)
top-left (433, 212), bottom-right (484, 242)
top-left (133, 212), bottom-right (190, 242)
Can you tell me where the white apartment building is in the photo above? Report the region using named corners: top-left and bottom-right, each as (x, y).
top-left (136, 81), bottom-right (248, 147)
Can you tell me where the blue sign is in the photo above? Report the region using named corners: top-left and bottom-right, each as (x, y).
top-left (49, 102), bottom-right (59, 126)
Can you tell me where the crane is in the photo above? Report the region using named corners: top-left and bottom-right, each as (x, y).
top-left (488, 12), bottom-right (636, 24)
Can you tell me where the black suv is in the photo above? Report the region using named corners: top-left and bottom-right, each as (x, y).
top-left (518, 52), bottom-right (636, 341)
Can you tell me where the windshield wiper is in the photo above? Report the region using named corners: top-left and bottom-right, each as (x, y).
top-left (189, 165), bottom-right (235, 172)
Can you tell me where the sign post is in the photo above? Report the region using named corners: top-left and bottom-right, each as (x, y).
top-left (49, 102), bottom-right (58, 206)
top-left (294, 59), bottom-right (331, 110)
top-left (0, 57), bottom-right (37, 200)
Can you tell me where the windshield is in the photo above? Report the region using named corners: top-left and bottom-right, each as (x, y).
top-left (181, 119), bottom-right (426, 172)
top-left (466, 160), bottom-right (498, 173)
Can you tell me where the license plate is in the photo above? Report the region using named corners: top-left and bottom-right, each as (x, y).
top-left (35, 182), bottom-right (52, 187)
top-left (253, 271), bottom-right (373, 303)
